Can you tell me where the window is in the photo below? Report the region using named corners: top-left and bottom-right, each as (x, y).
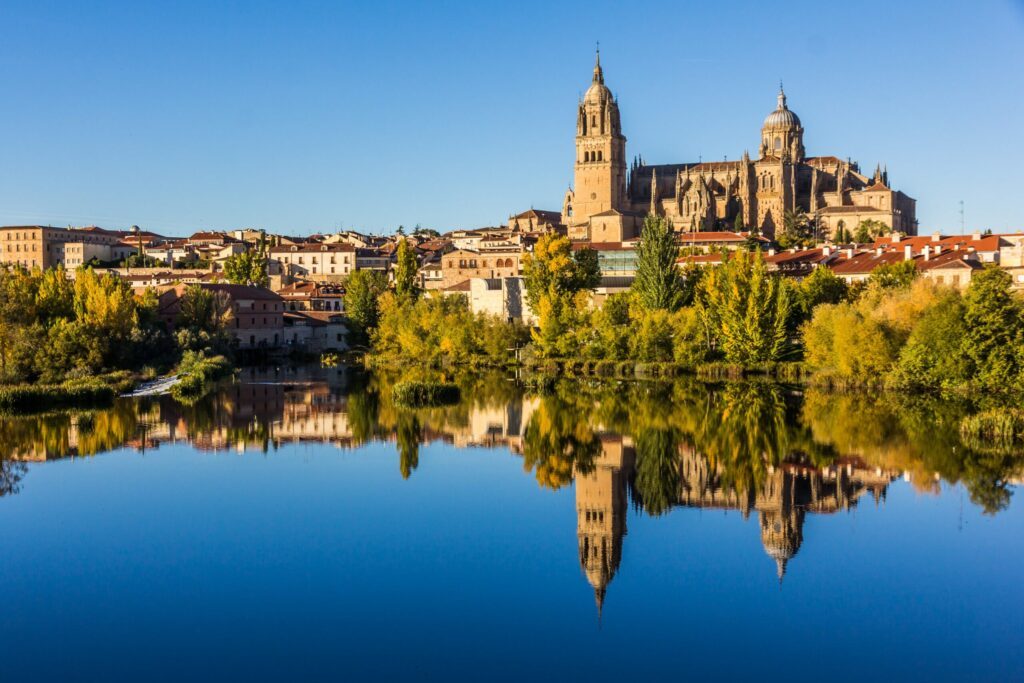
top-left (774, 136), bottom-right (781, 150)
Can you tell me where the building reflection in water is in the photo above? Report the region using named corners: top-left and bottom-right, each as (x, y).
top-left (572, 434), bottom-right (897, 612)
top-left (2, 370), bottom-right (1020, 614)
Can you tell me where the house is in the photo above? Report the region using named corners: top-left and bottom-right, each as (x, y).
top-left (440, 248), bottom-right (522, 288)
top-left (158, 283), bottom-right (285, 349)
top-left (277, 281), bottom-right (345, 312)
top-left (283, 311), bottom-right (349, 352)
top-left (269, 243), bottom-right (356, 282)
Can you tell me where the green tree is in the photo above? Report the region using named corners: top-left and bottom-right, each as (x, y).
top-left (961, 267), bottom-right (1024, 391)
top-left (853, 219), bottom-right (890, 244)
top-left (522, 233), bottom-right (600, 312)
top-left (869, 260), bottom-right (917, 290)
top-left (632, 427), bottom-right (681, 516)
top-left (223, 232), bottom-right (269, 288)
top-left (35, 266), bottom-right (75, 323)
top-left (345, 270), bottom-right (388, 341)
top-left (891, 290), bottom-right (969, 391)
top-left (799, 265), bottom-right (848, 315)
top-left (632, 214), bottom-right (684, 311)
top-left (777, 209), bottom-right (811, 249)
top-left (393, 237), bottom-right (420, 302)
top-left (697, 250), bottom-right (793, 364)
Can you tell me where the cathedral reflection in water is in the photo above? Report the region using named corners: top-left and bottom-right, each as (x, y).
top-left (1, 367), bottom-right (1006, 613)
top-left (574, 434), bottom-right (895, 613)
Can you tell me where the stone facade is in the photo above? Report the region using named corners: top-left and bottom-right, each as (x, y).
top-left (561, 53), bottom-right (917, 241)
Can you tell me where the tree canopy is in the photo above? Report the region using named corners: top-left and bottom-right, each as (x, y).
top-left (632, 215), bottom-right (684, 312)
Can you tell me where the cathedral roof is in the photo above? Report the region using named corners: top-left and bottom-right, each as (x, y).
top-left (583, 50), bottom-right (613, 104)
top-left (763, 84), bottom-right (801, 129)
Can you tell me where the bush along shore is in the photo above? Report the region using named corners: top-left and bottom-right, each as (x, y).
top-left (169, 352), bottom-right (234, 404)
top-left (0, 381), bottom-right (116, 414)
top-left (391, 380), bottom-right (461, 408)
top-left (355, 219), bottom-right (1024, 407)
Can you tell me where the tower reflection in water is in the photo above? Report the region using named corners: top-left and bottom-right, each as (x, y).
top-left (1, 367), bottom-right (1019, 615)
top-left (573, 433), bottom-right (895, 612)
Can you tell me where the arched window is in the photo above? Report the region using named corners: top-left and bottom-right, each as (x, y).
top-left (597, 151), bottom-right (603, 161)
top-left (774, 136), bottom-right (782, 150)
top-left (584, 151), bottom-right (589, 162)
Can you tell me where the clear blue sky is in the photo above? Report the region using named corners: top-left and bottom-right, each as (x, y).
top-left (1, 0), bottom-right (1022, 236)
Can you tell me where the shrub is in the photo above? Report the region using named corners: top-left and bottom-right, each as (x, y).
top-left (0, 382), bottom-right (115, 413)
top-left (170, 352), bottom-right (232, 403)
top-left (960, 409), bottom-right (1024, 448)
top-left (392, 380), bottom-right (461, 407)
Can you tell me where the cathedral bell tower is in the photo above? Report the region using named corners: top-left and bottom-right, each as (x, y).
top-left (565, 50), bottom-right (627, 228)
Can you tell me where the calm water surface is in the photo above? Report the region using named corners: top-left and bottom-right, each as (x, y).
top-left (1, 367), bottom-right (1022, 681)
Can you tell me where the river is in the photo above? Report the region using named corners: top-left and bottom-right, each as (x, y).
top-left (1, 366), bottom-right (1021, 681)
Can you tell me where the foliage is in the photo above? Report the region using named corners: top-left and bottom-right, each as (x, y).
top-left (175, 285), bottom-right (233, 355)
top-left (223, 232), bottom-right (269, 288)
top-left (960, 409), bottom-right (1024, 449)
top-left (798, 265), bottom-right (849, 316)
top-left (804, 272), bottom-right (1024, 395)
top-left (632, 215), bottom-right (684, 311)
top-left (697, 250), bottom-right (793, 364)
top-left (0, 381), bottom-right (115, 413)
top-left (170, 352), bottom-right (233, 404)
top-left (777, 209), bottom-right (812, 249)
top-left (344, 269), bottom-right (389, 343)
top-left (802, 279), bottom-right (943, 385)
top-left (371, 292), bottom-right (529, 367)
top-left (521, 233), bottom-right (600, 313)
top-left (853, 219), bottom-right (891, 243)
top-left (632, 427), bottom-right (681, 516)
top-left (393, 237), bottom-right (421, 302)
top-left (392, 380), bottom-right (460, 407)
top-left (960, 267), bottom-right (1024, 392)
top-left (868, 259), bottom-right (917, 290)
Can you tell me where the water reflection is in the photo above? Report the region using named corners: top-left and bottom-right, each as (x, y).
top-left (1, 366), bottom-right (1022, 609)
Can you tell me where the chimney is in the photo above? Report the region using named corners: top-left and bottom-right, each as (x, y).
top-left (904, 245), bottom-right (913, 261)
top-left (923, 245), bottom-right (931, 261)
top-left (931, 232), bottom-right (941, 242)
top-left (971, 231), bottom-right (982, 241)
top-left (767, 248), bottom-right (776, 257)
top-left (875, 247), bottom-right (883, 256)
top-left (891, 233), bottom-right (901, 244)
top-left (845, 248), bottom-right (854, 258)
top-left (822, 246), bottom-right (831, 257)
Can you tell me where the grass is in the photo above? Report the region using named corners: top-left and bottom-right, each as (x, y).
top-left (0, 382), bottom-right (116, 414)
top-left (392, 380), bottom-right (461, 407)
top-left (960, 409), bottom-right (1024, 449)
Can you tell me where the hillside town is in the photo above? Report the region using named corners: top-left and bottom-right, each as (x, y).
top-left (2, 54), bottom-right (1021, 355)
top-left (2, 215), bottom-right (1022, 353)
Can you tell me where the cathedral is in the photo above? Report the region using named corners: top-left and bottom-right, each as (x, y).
top-left (561, 51), bottom-right (917, 241)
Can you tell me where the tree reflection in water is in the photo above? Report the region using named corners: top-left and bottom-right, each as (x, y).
top-left (0, 366), bottom-right (1021, 599)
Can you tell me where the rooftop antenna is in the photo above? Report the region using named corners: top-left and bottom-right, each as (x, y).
top-left (959, 200), bottom-right (965, 235)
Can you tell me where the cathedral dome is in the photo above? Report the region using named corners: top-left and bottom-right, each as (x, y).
top-left (763, 85), bottom-right (800, 128)
top-left (583, 51), bottom-right (612, 104)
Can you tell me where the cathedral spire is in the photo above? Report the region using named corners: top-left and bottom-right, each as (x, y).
top-left (593, 45), bottom-right (604, 84)
top-left (777, 80), bottom-right (787, 109)
top-left (649, 168), bottom-right (658, 215)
